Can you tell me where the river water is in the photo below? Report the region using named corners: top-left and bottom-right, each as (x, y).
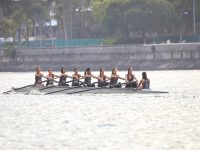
top-left (0, 70), bottom-right (200, 150)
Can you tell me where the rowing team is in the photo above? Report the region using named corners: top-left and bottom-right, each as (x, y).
top-left (35, 66), bottom-right (150, 89)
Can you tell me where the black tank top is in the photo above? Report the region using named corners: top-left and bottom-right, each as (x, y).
top-left (46, 74), bottom-right (54, 86)
top-left (85, 77), bottom-right (91, 85)
top-left (110, 77), bottom-right (118, 84)
top-left (73, 74), bottom-right (79, 85)
top-left (35, 74), bottom-right (42, 84)
top-left (98, 75), bottom-right (106, 86)
top-left (142, 79), bottom-right (150, 89)
top-left (127, 74), bottom-right (134, 82)
top-left (60, 76), bottom-right (67, 85)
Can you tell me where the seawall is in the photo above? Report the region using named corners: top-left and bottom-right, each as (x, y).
top-left (0, 43), bottom-right (200, 72)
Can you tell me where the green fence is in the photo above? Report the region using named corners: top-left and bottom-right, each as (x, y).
top-left (149, 35), bottom-right (200, 43)
top-left (1, 35), bottom-right (200, 49)
top-left (0, 39), bottom-right (103, 49)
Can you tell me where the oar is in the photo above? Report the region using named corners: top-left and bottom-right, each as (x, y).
top-left (67, 81), bottom-right (135, 95)
top-left (45, 80), bottom-right (108, 95)
top-left (45, 85), bottom-right (82, 95)
top-left (40, 80), bottom-right (73, 91)
top-left (3, 80), bottom-right (48, 94)
top-left (66, 80), bottom-right (112, 94)
top-left (84, 80), bottom-right (109, 87)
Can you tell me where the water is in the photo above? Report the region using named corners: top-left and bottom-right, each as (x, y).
top-left (0, 70), bottom-right (200, 150)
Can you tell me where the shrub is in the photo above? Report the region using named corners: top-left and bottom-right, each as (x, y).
top-left (102, 39), bottom-right (117, 45)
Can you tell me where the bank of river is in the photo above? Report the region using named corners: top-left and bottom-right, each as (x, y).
top-left (0, 44), bottom-right (200, 72)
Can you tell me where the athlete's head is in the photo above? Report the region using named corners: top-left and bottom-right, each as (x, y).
top-left (128, 67), bottom-right (133, 74)
top-left (112, 67), bottom-right (117, 75)
top-left (85, 68), bottom-right (91, 75)
top-left (100, 68), bottom-right (105, 74)
top-left (74, 68), bottom-right (78, 74)
top-left (48, 68), bottom-right (53, 73)
top-left (36, 66), bottom-right (40, 72)
top-left (142, 72), bottom-right (147, 79)
top-left (61, 67), bottom-right (66, 73)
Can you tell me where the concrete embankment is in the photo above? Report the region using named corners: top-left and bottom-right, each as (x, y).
top-left (0, 43), bottom-right (200, 72)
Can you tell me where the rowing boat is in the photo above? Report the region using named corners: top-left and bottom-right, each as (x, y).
top-left (10, 86), bottom-right (169, 94)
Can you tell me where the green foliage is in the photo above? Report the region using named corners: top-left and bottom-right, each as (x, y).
top-left (172, 0), bottom-right (200, 22)
top-left (116, 37), bottom-right (144, 45)
top-left (102, 39), bottom-right (117, 45)
top-left (3, 44), bottom-right (16, 59)
top-left (101, 0), bottom-right (179, 41)
top-left (151, 45), bottom-right (156, 52)
top-left (92, 0), bottom-right (109, 37)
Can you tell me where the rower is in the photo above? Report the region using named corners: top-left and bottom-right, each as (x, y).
top-left (84, 68), bottom-right (103, 87)
top-left (125, 67), bottom-right (138, 88)
top-left (137, 72), bottom-right (150, 89)
top-left (110, 67), bottom-right (126, 88)
top-left (59, 67), bottom-right (73, 86)
top-left (98, 68), bottom-right (110, 87)
top-left (72, 68), bottom-right (84, 86)
top-left (35, 66), bottom-right (49, 86)
top-left (46, 68), bottom-right (60, 86)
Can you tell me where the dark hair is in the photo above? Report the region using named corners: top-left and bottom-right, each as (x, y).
top-left (74, 68), bottom-right (78, 71)
top-left (61, 67), bottom-right (65, 73)
top-left (48, 68), bottom-right (52, 71)
top-left (36, 66), bottom-right (40, 71)
top-left (112, 67), bottom-right (117, 75)
top-left (142, 72), bottom-right (147, 79)
top-left (128, 67), bottom-right (133, 74)
top-left (100, 68), bottom-right (105, 73)
top-left (85, 68), bottom-right (91, 76)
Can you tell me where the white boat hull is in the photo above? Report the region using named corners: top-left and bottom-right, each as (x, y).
top-left (11, 86), bottom-right (169, 94)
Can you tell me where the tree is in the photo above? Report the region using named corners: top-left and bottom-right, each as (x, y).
top-left (1, 9), bottom-right (33, 46)
top-left (91, 0), bottom-right (109, 38)
top-left (171, 0), bottom-right (200, 33)
top-left (101, 0), bottom-right (179, 42)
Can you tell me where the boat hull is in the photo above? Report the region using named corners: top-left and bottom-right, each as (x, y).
top-left (12, 86), bottom-right (169, 94)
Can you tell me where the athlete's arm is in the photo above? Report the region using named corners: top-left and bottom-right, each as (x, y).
top-left (137, 79), bottom-right (143, 89)
top-left (92, 75), bottom-right (103, 81)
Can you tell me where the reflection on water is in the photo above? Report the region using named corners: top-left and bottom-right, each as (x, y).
top-left (0, 71), bottom-right (200, 150)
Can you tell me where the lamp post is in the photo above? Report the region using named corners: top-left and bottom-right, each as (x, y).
top-left (70, 0), bottom-right (72, 39)
top-left (180, 12), bottom-right (188, 43)
top-left (193, 0), bottom-right (195, 35)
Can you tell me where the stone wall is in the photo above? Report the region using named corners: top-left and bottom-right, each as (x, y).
top-left (0, 43), bottom-right (200, 72)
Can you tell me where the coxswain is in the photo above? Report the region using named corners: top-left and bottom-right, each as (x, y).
top-left (137, 72), bottom-right (150, 89)
top-left (35, 66), bottom-right (48, 86)
top-left (84, 68), bottom-right (103, 87)
top-left (46, 68), bottom-right (60, 86)
top-left (110, 67), bottom-right (126, 88)
top-left (72, 68), bottom-right (84, 86)
top-left (98, 68), bottom-right (110, 87)
top-left (125, 67), bottom-right (138, 88)
top-left (59, 67), bottom-right (73, 86)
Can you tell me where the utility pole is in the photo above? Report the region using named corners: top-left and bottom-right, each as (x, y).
top-left (180, 12), bottom-right (188, 43)
top-left (26, 13), bottom-right (29, 48)
top-left (193, 0), bottom-right (195, 35)
top-left (70, 0), bottom-right (72, 39)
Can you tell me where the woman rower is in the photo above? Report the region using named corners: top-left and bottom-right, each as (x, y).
top-left (98, 68), bottom-right (110, 87)
top-left (72, 68), bottom-right (84, 86)
top-left (125, 67), bottom-right (138, 88)
top-left (35, 66), bottom-right (50, 86)
top-left (46, 68), bottom-right (60, 86)
top-left (84, 68), bottom-right (103, 87)
top-left (110, 67), bottom-right (126, 88)
top-left (59, 67), bottom-right (73, 86)
top-left (137, 72), bottom-right (150, 89)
